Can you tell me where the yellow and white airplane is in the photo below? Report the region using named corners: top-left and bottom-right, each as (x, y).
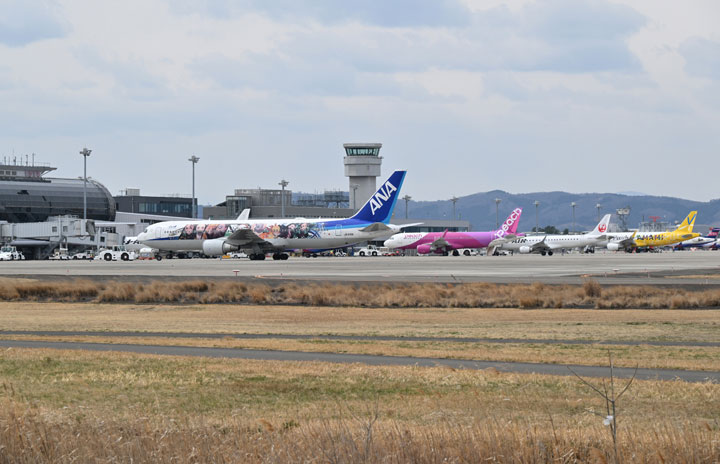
top-left (605, 211), bottom-right (700, 251)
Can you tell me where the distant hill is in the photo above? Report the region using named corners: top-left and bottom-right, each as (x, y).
top-left (403, 191), bottom-right (720, 233)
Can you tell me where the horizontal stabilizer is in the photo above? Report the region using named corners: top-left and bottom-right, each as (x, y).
top-left (360, 222), bottom-right (394, 233)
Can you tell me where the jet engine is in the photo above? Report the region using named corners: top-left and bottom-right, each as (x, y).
top-left (202, 239), bottom-right (238, 256)
top-left (416, 244), bottom-right (432, 255)
top-left (518, 246), bottom-right (531, 254)
top-left (606, 243), bottom-right (620, 252)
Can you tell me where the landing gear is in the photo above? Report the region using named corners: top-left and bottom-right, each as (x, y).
top-left (452, 250), bottom-right (460, 256)
top-left (540, 251), bottom-right (546, 256)
top-left (463, 250), bottom-right (471, 256)
top-left (272, 253), bottom-right (289, 260)
top-left (547, 251), bottom-right (554, 256)
top-left (249, 253), bottom-right (266, 261)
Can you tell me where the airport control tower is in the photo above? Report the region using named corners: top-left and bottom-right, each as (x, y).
top-left (343, 143), bottom-right (383, 209)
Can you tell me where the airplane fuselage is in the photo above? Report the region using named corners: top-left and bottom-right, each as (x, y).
top-left (502, 234), bottom-right (601, 253)
top-left (138, 217), bottom-right (397, 253)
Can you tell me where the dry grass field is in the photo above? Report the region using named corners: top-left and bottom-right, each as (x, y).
top-left (0, 349), bottom-right (718, 463)
top-left (1, 278), bottom-right (719, 461)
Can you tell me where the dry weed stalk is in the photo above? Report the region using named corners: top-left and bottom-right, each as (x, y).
top-left (568, 351), bottom-right (638, 464)
top-left (1, 278), bottom-right (720, 309)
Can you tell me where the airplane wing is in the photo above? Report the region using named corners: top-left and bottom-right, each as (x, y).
top-left (225, 228), bottom-right (271, 249)
top-left (429, 230), bottom-right (451, 252)
top-left (529, 237), bottom-right (551, 253)
top-left (609, 231), bottom-right (637, 249)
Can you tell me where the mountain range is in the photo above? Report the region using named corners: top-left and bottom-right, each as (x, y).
top-left (404, 191), bottom-right (720, 233)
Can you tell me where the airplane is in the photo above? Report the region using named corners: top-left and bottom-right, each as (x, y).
top-left (137, 170), bottom-right (410, 261)
top-left (674, 227), bottom-right (719, 250)
top-left (491, 214), bottom-right (611, 256)
top-left (383, 208), bottom-right (523, 256)
top-left (602, 211), bottom-right (700, 252)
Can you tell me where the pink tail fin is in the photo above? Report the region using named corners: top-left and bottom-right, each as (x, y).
top-left (499, 208), bottom-right (522, 235)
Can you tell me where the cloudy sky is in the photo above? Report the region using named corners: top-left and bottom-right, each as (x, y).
top-left (1, 0), bottom-right (719, 203)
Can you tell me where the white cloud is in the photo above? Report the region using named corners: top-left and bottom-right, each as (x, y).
top-left (1, 0), bottom-right (719, 203)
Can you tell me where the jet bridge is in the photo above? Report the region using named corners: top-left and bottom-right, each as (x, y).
top-left (0, 216), bottom-right (119, 259)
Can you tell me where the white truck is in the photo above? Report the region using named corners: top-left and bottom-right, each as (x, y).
top-left (94, 245), bottom-right (136, 262)
top-left (0, 245), bottom-right (25, 261)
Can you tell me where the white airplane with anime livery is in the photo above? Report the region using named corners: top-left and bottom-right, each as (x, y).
top-left (491, 214), bottom-right (612, 256)
top-left (137, 170), bottom-right (413, 260)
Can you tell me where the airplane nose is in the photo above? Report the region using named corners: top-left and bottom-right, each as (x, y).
top-left (137, 231), bottom-right (149, 242)
top-left (383, 238), bottom-right (394, 248)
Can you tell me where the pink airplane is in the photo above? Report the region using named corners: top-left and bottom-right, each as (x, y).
top-left (383, 208), bottom-right (522, 255)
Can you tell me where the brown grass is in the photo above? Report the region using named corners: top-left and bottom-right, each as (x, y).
top-left (0, 349), bottom-right (717, 463)
top-left (4, 278), bottom-right (720, 309)
top-left (1, 301), bottom-right (718, 343)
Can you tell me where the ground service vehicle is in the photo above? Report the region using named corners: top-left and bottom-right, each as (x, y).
top-left (0, 246), bottom-right (24, 261)
top-left (94, 245), bottom-right (136, 262)
top-left (356, 245), bottom-right (390, 256)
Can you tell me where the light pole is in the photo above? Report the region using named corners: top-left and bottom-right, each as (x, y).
top-left (402, 195), bottom-right (412, 219)
top-left (350, 184), bottom-right (359, 209)
top-left (188, 155), bottom-right (199, 218)
top-left (571, 202), bottom-right (577, 234)
top-left (279, 179), bottom-right (289, 218)
top-left (494, 198), bottom-right (501, 229)
top-left (451, 196), bottom-right (458, 221)
top-left (596, 203), bottom-right (602, 222)
top-left (79, 148), bottom-right (92, 220)
top-left (534, 200), bottom-right (540, 233)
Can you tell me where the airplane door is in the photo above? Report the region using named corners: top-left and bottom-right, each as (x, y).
top-left (334, 225), bottom-right (342, 236)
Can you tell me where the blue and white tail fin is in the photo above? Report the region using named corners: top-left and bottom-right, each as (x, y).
top-left (350, 170), bottom-right (407, 224)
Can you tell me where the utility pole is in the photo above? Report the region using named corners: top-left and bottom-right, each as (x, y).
top-left (402, 195), bottom-right (411, 219)
top-left (495, 198), bottom-right (502, 229)
top-left (451, 196), bottom-right (458, 221)
top-left (279, 179), bottom-right (289, 218)
top-left (188, 155), bottom-right (199, 218)
top-left (79, 148), bottom-right (92, 220)
top-left (534, 200), bottom-right (540, 233)
top-left (571, 202), bottom-right (577, 234)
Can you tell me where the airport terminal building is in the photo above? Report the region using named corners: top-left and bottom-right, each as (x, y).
top-left (0, 162), bottom-right (115, 223)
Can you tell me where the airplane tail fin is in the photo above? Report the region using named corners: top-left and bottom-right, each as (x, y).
top-left (708, 227), bottom-right (720, 238)
top-left (676, 211), bottom-right (698, 232)
top-left (499, 208), bottom-right (522, 236)
top-left (589, 214), bottom-right (612, 236)
top-left (350, 170), bottom-right (407, 224)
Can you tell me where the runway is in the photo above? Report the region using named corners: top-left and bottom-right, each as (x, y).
top-left (0, 339), bottom-right (717, 383)
top-left (1, 252), bottom-right (719, 284)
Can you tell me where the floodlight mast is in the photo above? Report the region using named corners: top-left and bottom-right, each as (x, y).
top-left (79, 148), bottom-right (92, 220)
